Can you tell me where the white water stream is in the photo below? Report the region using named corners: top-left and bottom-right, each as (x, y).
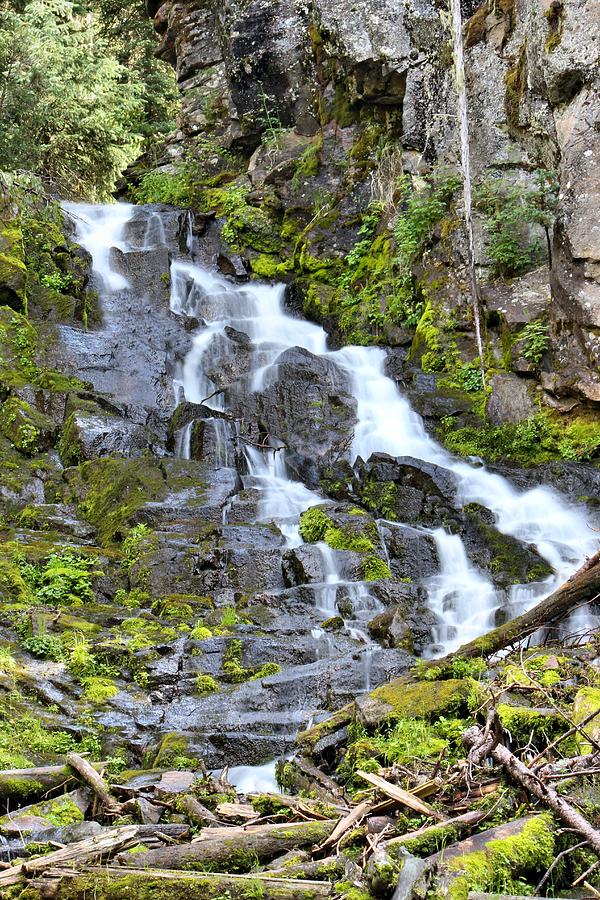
top-left (66, 203), bottom-right (597, 659)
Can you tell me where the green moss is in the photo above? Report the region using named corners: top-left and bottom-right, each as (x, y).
top-left (202, 184), bottom-right (281, 254)
top-left (118, 617), bottom-right (177, 651)
top-left (361, 556), bottom-right (391, 581)
top-left (250, 254), bottom-right (293, 279)
top-left (497, 703), bottom-right (565, 745)
top-left (361, 481), bottom-right (400, 521)
top-left (367, 678), bottom-right (472, 722)
top-left (81, 676), bottom-right (119, 704)
top-left (0, 396), bottom-right (55, 455)
top-left (190, 624), bottom-right (213, 640)
top-left (392, 822), bottom-right (461, 857)
top-left (69, 457), bottom-right (166, 544)
top-left (0, 777), bottom-right (45, 803)
top-left (251, 662), bottom-right (281, 680)
top-left (151, 596), bottom-right (194, 620)
top-left (573, 687), bottom-right (600, 754)
top-left (298, 506), bottom-right (375, 552)
top-left (440, 412), bottom-right (600, 465)
top-left (445, 814), bottom-right (555, 900)
top-left (196, 673), bottom-right (219, 695)
top-left (21, 794), bottom-right (85, 828)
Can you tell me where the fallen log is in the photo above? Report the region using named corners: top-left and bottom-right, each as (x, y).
top-left (115, 819), bottom-right (337, 872)
top-left (66, 753), bottom-right (122, 816)
top-left (26, 866), bottom-right (336, 899)
top-left (0, 824), bottom-right (139, 887)
top-left (0, 763), bottom-right (107, 806)
top-left (463, 712), bottom-right (600, 855)
top-left (385, 810), bottom-right (487, 851)
top-left (298, 552), bottom-right (600, 754)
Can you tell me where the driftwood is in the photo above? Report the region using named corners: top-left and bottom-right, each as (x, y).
top-left (356, 770), bottom-right (445, 820)
top-left (179, 794), bottom-right (219, 826)
top-left (66, 753), bottom-right (122, 816)
top-left (29, 866), bottom-right (336, 899)
top-left (385, 810), bottom-right (487, 848)
top-left (463, 710), bottom-right (600, 855)
top-left (317, 799), bottom-right (371, 853)
top-left (115, 819), bottom-right (337, 871)
top-left (0, 824), bottom-right (139, 887)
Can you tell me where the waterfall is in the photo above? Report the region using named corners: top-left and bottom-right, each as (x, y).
top-left (64, 202), bottom-right (597, 664)
top-left (449, 0), bottom-right (486, 386)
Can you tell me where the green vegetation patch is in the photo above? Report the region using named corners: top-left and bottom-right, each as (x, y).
top-left (68, 457), bottom-right (166, 544)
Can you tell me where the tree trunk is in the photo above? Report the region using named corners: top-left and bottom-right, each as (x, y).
top-left (434, 551), bottom-right (600, 666)
top-left (115, 819), bottom-right (336, 871)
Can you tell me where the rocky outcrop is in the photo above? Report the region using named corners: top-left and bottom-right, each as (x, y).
top-left (140, 0), bottom-right (600, 450)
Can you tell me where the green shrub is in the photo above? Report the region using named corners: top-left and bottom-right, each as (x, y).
top-left (475, 171), bottom-right (558, 277)
top-left (196, 673), bottom-right (218, 695)
top-left (21, 634), bottom-right (64, 661)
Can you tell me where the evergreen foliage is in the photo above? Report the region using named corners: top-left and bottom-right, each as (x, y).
top-left (0, 0), bottom-right (177, 197)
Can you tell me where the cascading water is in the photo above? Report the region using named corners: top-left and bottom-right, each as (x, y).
top-left (63, 201), bottom-right (597, 791)
top-left (331, 346), bottom-right (597, 647)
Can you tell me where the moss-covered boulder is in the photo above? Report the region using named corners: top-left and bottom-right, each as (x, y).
top-left (66, 457), bottom-right (167, 544)
top-left (433, 813), bottom-right (555, 900)
top-left (356, 677), bottom-right (472, 728)
top-left (0, 396), bottom-right (57, 455)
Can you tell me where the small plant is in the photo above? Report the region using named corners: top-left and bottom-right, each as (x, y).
top-left (40, 272), bottom-right (74, 293)
top-left (81, 676), bottom-right (119, 703)
top-left (196, 673), bottom-right (219, 695)
top-left (456, 361), bottom-right (483, 392)
top-left (257, 85), bottom-right (286, 149)
top-left (21, 634), bottom-right (64, 661)
top-left (67, 633), bottom-right (97, 679)
top-left (220, 606), bottom-right (238, 628)
top-left (519, 319), bottom-right (549, 365)
top-left (121, 523), bottom-right (153, 573)
top-left (23, 552), bottom-right (99, 607)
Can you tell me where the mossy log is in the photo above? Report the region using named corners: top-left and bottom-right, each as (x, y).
top-left (431, 550), bottom-right (600, 664)
top-left (115, 819), bottom-right (337, 872)
top-left (0, 762), bottom-right (107, 806)
top-left (28, 866), bottom-right (336, 899)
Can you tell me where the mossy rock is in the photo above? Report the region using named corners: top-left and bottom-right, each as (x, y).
top-left (497, 702), bottom-right (566, 745)
top-left (0, 395), bottom-right (57, 455)
top-left (67, 457), bottom-right (167, 545)
top-left (573, 686), bottom-right (600, 754)
top-left (356, 678), bottom-right (471, 727)
top-left (0, 231), bottom-right (26, 311)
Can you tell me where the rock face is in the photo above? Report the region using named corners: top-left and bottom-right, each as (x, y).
top-left (142, 0), bottom-right (600, 434)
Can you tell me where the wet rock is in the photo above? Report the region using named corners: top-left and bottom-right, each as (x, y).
top-left (60, 411), bottom-right (158, 460)
top-left (459, 503), bottom-right (553, 589)
top-left (486, 374), bottom-right (537, 425)
top-left (217, 253), bottom-right (248, 279)
top-left (354, 453), bottom-right (459, 526)
top-left (282, 544), bottom-right (329, 587)
top-left (154, 770), bottom-right (197, 798)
